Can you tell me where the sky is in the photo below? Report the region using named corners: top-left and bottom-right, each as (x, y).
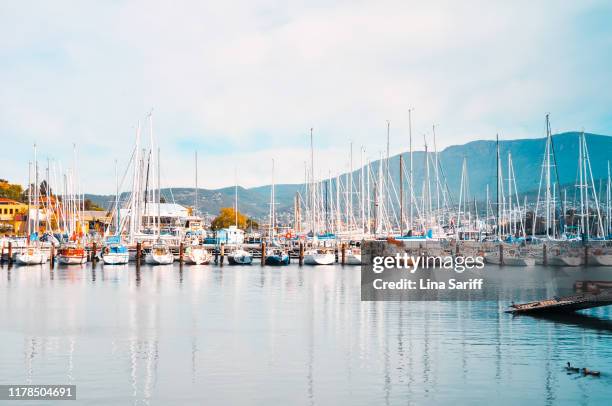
top-left (1, 0), bottom-right (612, 193)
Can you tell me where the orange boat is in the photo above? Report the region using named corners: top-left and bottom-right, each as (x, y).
top-left (58, 242), bottom-right (87, 265)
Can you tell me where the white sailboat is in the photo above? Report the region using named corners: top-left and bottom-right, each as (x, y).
top-left (103, 160), bottom-right (129, 265)
top-left (17, 147), bottom-right (48, 265)
top-left (228, 248), bottom-right (253, 265)
top-left (145, 147), bottom-right (174, 265)
top-left (184, 245), bottom-right (212, 265)
top-left (304, 248), bottom-right (335, 265)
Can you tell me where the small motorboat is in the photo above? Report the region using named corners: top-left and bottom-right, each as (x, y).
top-left (145, 242), bottom-right (175, 265)
top-left (265, 249), bottom-right (290, 266)
top-left (228, 249), bottom-right (253, 265)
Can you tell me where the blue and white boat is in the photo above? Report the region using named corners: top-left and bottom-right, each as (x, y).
top-left (265, 248), bottom-right (289, 266)
top-left (103, 236), bottom-right (129, 265)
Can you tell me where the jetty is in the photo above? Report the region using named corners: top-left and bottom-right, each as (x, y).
top-left (506, 289), bottom-right (612, 314)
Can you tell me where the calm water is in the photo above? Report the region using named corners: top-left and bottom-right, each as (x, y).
top-left (0, 262), bottom-right (611, 405)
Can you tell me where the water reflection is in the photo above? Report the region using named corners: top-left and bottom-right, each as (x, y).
top-left (0, 264), bottom-right (610, 404)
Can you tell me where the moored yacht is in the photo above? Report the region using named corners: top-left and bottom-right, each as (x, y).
top-left (184, 245), bottom-right (212, 265)
top-left (304, 248), bottom-right (335, 265)
top-left (265, 248), bottom-right (290, 266)
top-left (58, 242), bottom-right (87, 265)
top-left (228, 248), bottom-right (253, 265)
top-left (145, 242), bottom-right (175, 265)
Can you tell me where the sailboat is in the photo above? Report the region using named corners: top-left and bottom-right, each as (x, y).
top-left (17, 152), bottom-right (48, 265)
top-left (58, 240), bottom-right (87, 264)
top-left (184, 244), bottom-right (212, 265)
top-left (228, 249), bottom-right (253, 265)
top-left (303, 247), bottom-right (335, 265)
top-left (265, 159), bottom-right (290, 266)
top-left (145, 148), bottom-right (174, 265)
top-left (103, 160), bottom-right (129, 265)
top-left (227, 169), bottom-right (253, 265)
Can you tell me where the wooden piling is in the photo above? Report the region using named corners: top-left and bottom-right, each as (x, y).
top-left (335, 247), bottom-right (339, 263)
top-left (50, 245), bottom-right (55, 268)
top-left (136, 242), bottom-right (142, 263)
top-left (220, 243), bottom-right (225, 266)
top-left (8, 242), bottom-right (12, 264)
top-left (261, 242), bottom-right (266, 266)
top-left (584, 245), bottom-right (589, 266)
top-left (92, 242), bottom-right (97, 263)
top-left (179, 242), bottom-right (184, 264)
top-left (543, 243), bottom-right (547, 266)
top-left (1, 242), bottom-right (4, 264)
top-left (341, 243), bottom-right (346, 265)
top-left (299, 242), bottom-right (304, 266)
top-left (499, 243), bottom-right (504, 265)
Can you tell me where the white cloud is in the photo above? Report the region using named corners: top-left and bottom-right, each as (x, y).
top-left (1, 0), bottom-right (611, 192)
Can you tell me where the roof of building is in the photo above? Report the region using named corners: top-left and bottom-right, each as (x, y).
top-left (0, 198), bottom-right (23, 204)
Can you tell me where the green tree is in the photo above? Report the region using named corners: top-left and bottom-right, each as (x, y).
top-left (211, 207), bottom-right (257, 230)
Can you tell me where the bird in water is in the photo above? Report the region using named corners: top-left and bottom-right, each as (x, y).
top-left (582, 368), bottom-right (601, 377)
top-left (566, 362), bottom-right (580, 373)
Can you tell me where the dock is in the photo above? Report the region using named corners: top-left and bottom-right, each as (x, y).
top-left (506, 289), bottom-right (612, 314)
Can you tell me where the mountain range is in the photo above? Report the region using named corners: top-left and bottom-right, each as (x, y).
top-left (86, 132), bottom-right (612, 221)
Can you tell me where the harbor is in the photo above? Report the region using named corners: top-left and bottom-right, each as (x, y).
top-left (2, 1), bottom-right (612, 404)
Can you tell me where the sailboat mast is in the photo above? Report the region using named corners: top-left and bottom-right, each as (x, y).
top-left (399, 153), bottom-right (403, 235)
top-left (496, 134), bottom-right (500, 239)
top-left (115, 159), bottom-right (119, 234)
top-left (235, 168), bottom-right (238, 227)
top-left (408, 109), bottom-right (413, 231)
top-left (34, 144), bottom-right (39, 238)
top-left (157, 147), bottom-right (161, 239)
top-left (195, 151), bottom-right (198, 217)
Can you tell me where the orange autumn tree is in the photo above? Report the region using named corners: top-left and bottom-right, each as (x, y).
top-left (211, 207), bottom-right (249, 230)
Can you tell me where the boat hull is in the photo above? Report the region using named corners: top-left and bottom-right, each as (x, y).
top-left (145, 253), bottom-right (174, 265)
top-left (228, 254), bottom-right (253, 265)
top-left (58, 255), bottom-right (87, 265)
top-left (16, 251), bottom-right (47, 265)
top-left (103, 253), bottom-right (130, 265)
top-left (304, 253), bottom-right (335, 265)
top-left (588, 255), bottom-right (612, 266)
top-left (265, 255), bottom-right (290, 266)
top-left (185, 249), bottom-right (212, 265)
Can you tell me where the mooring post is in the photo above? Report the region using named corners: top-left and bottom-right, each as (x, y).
top-left (299, 242), bottom-right (304, 266)
top-left (335, 246), bottom-right (339, 263)
top-left (220, 243), bottom-right (225, 266)
top-left (455, 241), bottom-right (460, 257)
top-left (92, 242), bottom-right (97, 263)
top-left (1, 242), bottom-right (4, 264)
top-left (50, 244), bottom-right (55, 268)
top-left (136, 242), bottom-right (142, 263)
top-left (341, 243), bottom-right (346, 265)
top-left (543, 243), bottom-right (547, 266)
top-left (214, 247), bottom-right (218, 264)
top-left (260, 242), bottom-right (266, 266)
top-left (8, 242), bottom-right (12, 264)
top-left (179, 242), bottom-right (184, 264)
top-left (499, 243), bottom-right (504, 265)
top-left (584, 245), bottom-right (589, 266)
